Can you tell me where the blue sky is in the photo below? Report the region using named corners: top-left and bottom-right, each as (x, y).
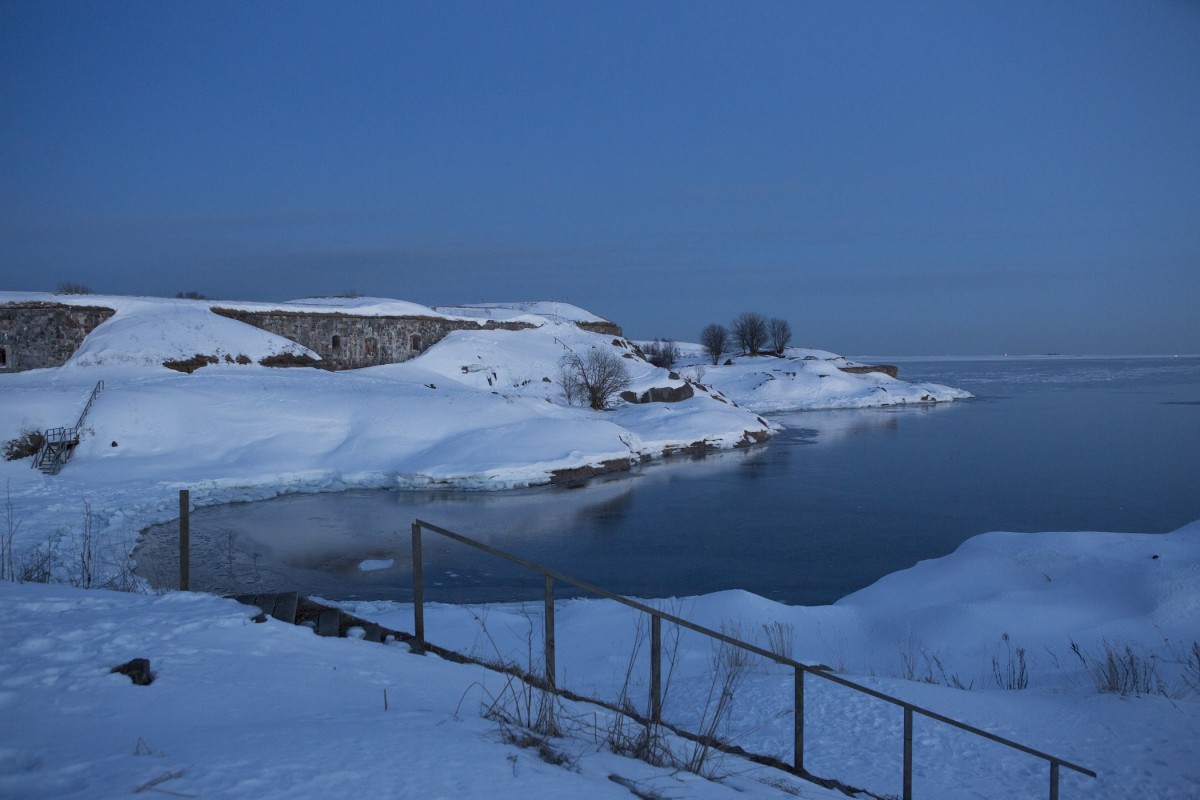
top-left (2, 1), bottom-right (1197, 354)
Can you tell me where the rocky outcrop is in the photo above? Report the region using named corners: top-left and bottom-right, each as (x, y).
top-left (839, 364), bottom-right (899, 379)
top-left (550, 458), bottom-right (633, 485)
top-left (619, 383), bottom-right (695, 404)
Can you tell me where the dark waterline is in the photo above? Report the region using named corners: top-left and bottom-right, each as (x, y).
top-left (134, 356), bottom-right (1200, 606)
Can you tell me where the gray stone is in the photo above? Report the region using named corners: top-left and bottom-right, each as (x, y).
top-left (0, 303), bottom-right (115, 373)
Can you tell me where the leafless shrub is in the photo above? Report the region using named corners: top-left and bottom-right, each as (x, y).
top-left (2, 483), bottom-right (18, 581)
top-left (761, 620), bottom-right (795, 662)
top-left (1183, 642), bottom-right (1200, 695)
top-left (258, 352), bottom-right (323, 369)
top-left (175, 291), bottom-right (209, 300)
top-left (66, 500), bottom-right (97, 589)
top-left (4, 429), bottom-right (44, 461)
top-left (730, 312), bottom-right (768, 355)
top-left (992, 632), bottom-right (1029, 690)
top-left (559, 348), bottom-right (631, 410)
top-left (495, 722), bottom-right (578, 770)
top-left (470, 607), bottom-right (565, 740)
top-left (18, 541), bottom-right (55, 583)
top-left (768, 317), bottom-right (792, 354)
top-left (642, 339), bottom-right (680, 369)
top-left (162, 354), bottom-right (219, 373)
top-left (897, 635), bottom-right (973, 690)
top-left (684, 622), bottom-right (754, 776)
top-left (699, 324), bottom-right (730, 365)
top-left (1072, 640), bottom-right (1166, 696)
top-left (56, 281), bottom-right (95, 295)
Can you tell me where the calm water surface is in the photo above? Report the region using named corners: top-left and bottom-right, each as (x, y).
top-left (135, 356), bottom-right (1200, 605)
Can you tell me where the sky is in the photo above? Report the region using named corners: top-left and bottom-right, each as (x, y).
top-left (2, 1), bottom-right (1198, 355)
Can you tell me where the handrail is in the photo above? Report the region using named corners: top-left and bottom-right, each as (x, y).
top-left (31, 381), bottom-right (104, 474)
top-left (410, 518), bottom-right (1095, 799)
top-left (75, 379), bottom-right (104, 430)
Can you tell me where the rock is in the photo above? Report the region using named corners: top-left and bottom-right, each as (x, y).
top-left (111, 658), bottom-right (154, 685)
top-left (618, 384), bottom-right (695, 404)
top-left (838, 364), bottom-right (899, 378)
top-left (550, 458), bottom-right (633, 486)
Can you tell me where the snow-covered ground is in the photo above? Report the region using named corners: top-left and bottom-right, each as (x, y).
top-left (0, 293), bottom-right (1193, 798)
top-left (664, 342), bottom-right (972, 413)
top-left (2, 521), bottom-right (1196, 799)
top-left (0, 293), bottom-right (964, 583)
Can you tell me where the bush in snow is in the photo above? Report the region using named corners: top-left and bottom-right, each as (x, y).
top-left (559, 348), bottom-right (631, 410)
top-left (768, 317), bottom-right (792, 354)
top-left (699, 323), bottom-right (731, 365)
top-left (3, 429), bottom-right (44, 461)
top-left (731, 312), bottom-right (768, 355)
top-left (643, 338), bottom-right (680, 369)
top-left (56, 281), bottom-right (95, 295)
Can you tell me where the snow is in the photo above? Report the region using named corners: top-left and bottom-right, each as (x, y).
top-left (431, 301), bottom-right (610, 324)
top-left (0, 293), bottom-right (968, 584)
top-left (2, 520), bottom-right (1196, 799)
top-left (668, 345), bottom-right (973, 412)
top-left (10, 290), bottom-right (1104, 798)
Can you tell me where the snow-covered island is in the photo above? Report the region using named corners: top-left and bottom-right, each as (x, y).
top-left (0, 291), bottom-right (966, 575)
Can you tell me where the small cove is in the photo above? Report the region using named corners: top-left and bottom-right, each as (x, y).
top-left (134, 356), bottom-right (1200, 605)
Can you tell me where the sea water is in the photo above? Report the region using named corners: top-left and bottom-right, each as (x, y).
top-left (134, 356), bottom-right (1200, 605)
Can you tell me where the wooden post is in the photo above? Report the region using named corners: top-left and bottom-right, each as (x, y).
top-left (1050, 762), bottom-right (1060, 800)
top-left (794, 666), bottom-right (805, 773)
top-left (903, 706), bottom-right (914, 800)
top-left (411, 522), bottom-right (425, 654)
top-left (178, 489), bottom-right (189, 591)
top-left (544, 575), bottom-right (556, 690)
top-left (649, 614), bottom-right (662, 724)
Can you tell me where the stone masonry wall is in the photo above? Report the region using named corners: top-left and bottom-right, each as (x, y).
top-left (0, 303), bottom-right (116, 373)
top-left (211, 309), bottom-right (532, 370)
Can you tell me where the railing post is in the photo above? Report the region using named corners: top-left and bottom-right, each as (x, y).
top-left (649, 614), bottom-right (662, 724)
top-left (794, 666), bottom-right (804, 773)
top-left (544, 575), bottom-right (556, 690)
top-left (1050, 762), bottom-right (1059, 800)
top-left (903, 706), bottom-right (914, 800)
top-left (178, 489), bottom-right (189, 591)
top-left (411, 522), bottom-right (425, 654)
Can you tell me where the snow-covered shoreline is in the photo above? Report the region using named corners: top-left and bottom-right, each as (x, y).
top-left (1, 293), bottom-right (1194, 798)
top-left (1, 292), bottom-right (968, 583)
top-left (1, 520), bottom-right (1195, 799)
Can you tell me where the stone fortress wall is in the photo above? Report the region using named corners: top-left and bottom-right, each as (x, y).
top-left (0, 298), bottom-right (622, 373)
top-left (0, 303), bottom-right (116, 373)
top-left (210, 308), bottom-right (534, 370)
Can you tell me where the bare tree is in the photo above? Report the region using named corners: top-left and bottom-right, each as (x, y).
top-left (730, 312), bottom-right (768, 355)
top-left (699, 324), bottom-right (730, 365)
top-left (643, 338), bottom-right (680, 369)
top-left (559, 348), bottom-right (631, 410)
top-left (768, 317), bottom-right (792, 354)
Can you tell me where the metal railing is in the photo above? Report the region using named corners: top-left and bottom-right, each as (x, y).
top-left (75, 379), bottom-right (104, 429)
top-left (410, 518), bottom-right (1095, 800)
top-left (32, 380), bottom-right (103, 475)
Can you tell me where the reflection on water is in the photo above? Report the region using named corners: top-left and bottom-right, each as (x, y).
top-left (135, 357), bottom-right (1200, 606)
